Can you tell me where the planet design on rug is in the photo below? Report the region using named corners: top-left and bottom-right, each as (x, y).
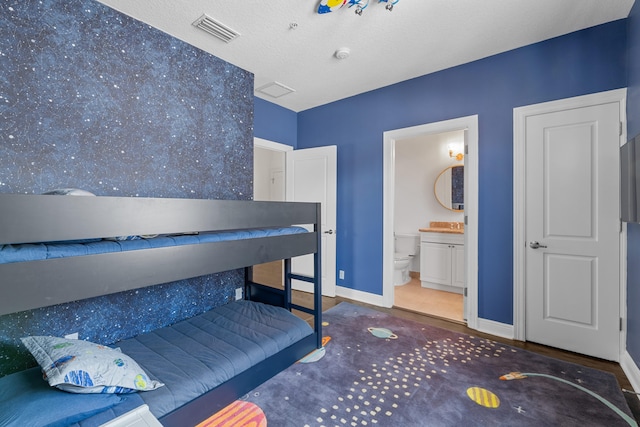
top-left (368, 327), bottom-right (398, 339)
top-left (500, 371), bottom-right (638, 426)
top-left (298, 337), bottom-right (332, 364)
top-left (466, 386), bottom-right (500, 408)
top-left (196, 400), bottom-right (267, 427)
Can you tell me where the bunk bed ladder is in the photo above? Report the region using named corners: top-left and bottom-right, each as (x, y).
top-left (243, 203), bottom-right (323, 350)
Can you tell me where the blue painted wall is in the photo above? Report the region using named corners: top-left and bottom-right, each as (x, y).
top-left (625, 1), bottom-right (640, 363)
top-left (254, 97), bottom-right (297, 147)
top-left (296, 20), bottom-right (627, 325)
top-left (0, 0), bottom-right (253, 376)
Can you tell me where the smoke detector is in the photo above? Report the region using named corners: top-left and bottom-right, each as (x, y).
top-left (335, 47), bottom-right (350, 60)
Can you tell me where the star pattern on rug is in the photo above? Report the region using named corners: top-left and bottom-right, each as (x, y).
top-left (309, 335), bottom-right (509, 425)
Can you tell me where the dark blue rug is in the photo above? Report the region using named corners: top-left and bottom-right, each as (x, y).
top-left (243, 302), bottom-right (637, 426)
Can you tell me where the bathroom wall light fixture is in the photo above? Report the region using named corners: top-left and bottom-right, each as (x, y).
top-left (448, 143), bottom-right (464, 161)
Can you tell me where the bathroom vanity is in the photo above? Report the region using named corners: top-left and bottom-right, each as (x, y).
top-left (419, 222), bottom-right (464, 293)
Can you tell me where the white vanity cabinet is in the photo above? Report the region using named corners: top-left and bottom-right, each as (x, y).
top-left (420, 231), bottom-right (465, 293)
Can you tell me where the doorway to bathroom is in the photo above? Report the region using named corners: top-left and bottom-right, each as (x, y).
top-left (394, 130), bottom-right (465, 322)
top-left (382, 116), bottom-right (478, 329)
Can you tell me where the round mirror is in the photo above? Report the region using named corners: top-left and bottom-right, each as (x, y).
top-left (434, 165), bottom-right (464, 211)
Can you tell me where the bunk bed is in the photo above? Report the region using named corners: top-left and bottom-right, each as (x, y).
top-left (0, 194), bottom-right (322, 427)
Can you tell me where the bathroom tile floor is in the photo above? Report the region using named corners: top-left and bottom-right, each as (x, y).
top-left (394, 277), bottom-right (464, 323)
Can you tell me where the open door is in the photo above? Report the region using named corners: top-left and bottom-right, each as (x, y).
top-left (286, 146), bottom-right (337, 297)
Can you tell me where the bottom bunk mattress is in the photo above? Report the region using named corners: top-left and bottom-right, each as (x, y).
top-left (1, 300), bottom-right (313, 427)
top-left (124, 299), bottom-right (313, 418)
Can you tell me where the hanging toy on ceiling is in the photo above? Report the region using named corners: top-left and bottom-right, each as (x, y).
top-left (347, 0), bottom-right (369, 15)
top-left (378, 0), bottom-right (399, 11)
top-left (317, 0), bottom-right (398, 15)
top-left (317, 0), bottom-right (347, 14)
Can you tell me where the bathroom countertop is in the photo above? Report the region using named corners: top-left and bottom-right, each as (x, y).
top-left (419, 227), bottom-right (464, 234)
top-left (419, 221), bottom-right (464, 234)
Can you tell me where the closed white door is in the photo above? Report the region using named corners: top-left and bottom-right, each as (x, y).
top-left (286, 146), bottom-right (337, 297)
top-left (524, 101), bottom-right (620, 361)
top-left (270, 169), bottom-right (285, 201)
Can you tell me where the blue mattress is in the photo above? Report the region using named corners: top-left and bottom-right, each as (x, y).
top-left (0, 226), bottom-right (308, 264)
top-left (68, 300), bottom-right (313, 426)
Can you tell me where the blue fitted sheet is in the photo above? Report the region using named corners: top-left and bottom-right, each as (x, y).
top-left (72, 300), bottom-right (313, 426)
top-left (0, 226), bottom-right (308, 264)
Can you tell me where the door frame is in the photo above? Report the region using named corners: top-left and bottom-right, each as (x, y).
top-left (254, 137), bottom-right (291, 200)
top-left (382, 115), bottom-right (479, 330)
top-left (513, 89), bottom-right (627, 357)
top-left (254, 137), bottom-right (293, 156)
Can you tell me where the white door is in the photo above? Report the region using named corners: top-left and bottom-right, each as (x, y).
top-left (286, 146), bottom-right (337, 297)
top-left (270, 169), bottom-right (285, 201)
top-left (524, 101), bottom-right (620, 361)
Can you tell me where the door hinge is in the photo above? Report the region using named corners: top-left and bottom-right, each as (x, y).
top-left (465, 145), bottom-right (469, 155)
top-left (620, 121), bottom-right (624, 137)
top-left (620, 317), bottom-right (624, 331)
top-left (464, 287), bottom-right (468, 297)
top-left (464, 215), bottom-right (468, 225)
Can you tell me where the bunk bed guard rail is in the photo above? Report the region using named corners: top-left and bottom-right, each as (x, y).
top-left (0, 195), bottom-right (321, 316)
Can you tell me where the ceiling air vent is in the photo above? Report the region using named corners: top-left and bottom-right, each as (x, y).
top-left (255, 82), bottom-right (296, 98)
top-left (193, 14), bottom-right (240, 43)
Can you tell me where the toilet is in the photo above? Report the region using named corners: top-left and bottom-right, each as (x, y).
top-left (394, 234), bottom-right (419, 286)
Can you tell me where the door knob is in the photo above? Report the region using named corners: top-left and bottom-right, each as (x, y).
top-left (324, 229), bottom-right (335, 234)
top-left (529, 241), bottom-right (547, 249)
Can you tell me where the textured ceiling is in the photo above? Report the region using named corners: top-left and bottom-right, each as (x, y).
top-left (98, 0), bottom-right (634, 112)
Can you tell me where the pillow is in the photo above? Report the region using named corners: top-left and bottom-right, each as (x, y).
top-left (21, 336), bottom-right (164, 394)
top-left (0, 366), bottom-right (124, 427)
top-left (42, 188), bottom-right (96, 196)
top-left (41, 188), bottom-right (101, 244)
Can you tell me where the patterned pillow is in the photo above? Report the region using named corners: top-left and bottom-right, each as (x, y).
top-left (21, 336), bottom-right (164, 394)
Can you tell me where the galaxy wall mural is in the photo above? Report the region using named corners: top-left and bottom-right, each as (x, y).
top-left (0, 0), bottom-right (254, 376)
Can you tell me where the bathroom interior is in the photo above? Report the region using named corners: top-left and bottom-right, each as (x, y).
top-left (393, 130), bottom-right (465, 323)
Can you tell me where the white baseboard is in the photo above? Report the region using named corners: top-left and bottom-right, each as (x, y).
top-left (476, 318), bottom-right (515, 340)
top-left (621, 351), bottom-right (640, 398)
top-left (335, 286), bottom-right (387, 307)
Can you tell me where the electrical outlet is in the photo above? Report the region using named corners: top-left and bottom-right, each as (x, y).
top-left (235, 288), bottom-right (243, 300)
top-left (339, 270), bottom-right (345, 280)
top-left (64, 332), bottom-right (79, 340)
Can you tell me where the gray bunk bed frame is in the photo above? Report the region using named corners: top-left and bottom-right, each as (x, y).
top-left (0, 194), bottom-right (322, 426)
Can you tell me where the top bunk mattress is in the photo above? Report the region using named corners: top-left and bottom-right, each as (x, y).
top-left (0, 226), bottom-right (308, 265)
